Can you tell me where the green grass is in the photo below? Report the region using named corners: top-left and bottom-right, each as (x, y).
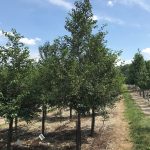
top-left (123, 89), bottom-right (150, 150)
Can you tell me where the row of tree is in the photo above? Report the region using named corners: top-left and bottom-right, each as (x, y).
top-left (0, 0), bottom-right (123, 150)
top-left (120, 50), bottom-right (150, 98)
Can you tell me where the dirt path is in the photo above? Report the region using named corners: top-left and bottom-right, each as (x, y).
top-left (0, 117), bottom-right (5, 125)
top-left (107, 100), bottom-right (133, 150)
top-left (92, 100), bottom-right (133, 150)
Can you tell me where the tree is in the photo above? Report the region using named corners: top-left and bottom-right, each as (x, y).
top-left (0, 29), bottom-right (36, 150)
top-left (132, 51), bottom-right (148, 97)
top-left (38, 37), bottom-right (71, 135)
top-left (65, 0), bottom-right (97, 149)
top-left (145, 60), bottom-right (150, 89)
top-left (86, 32), bottom-right (123, 136)
top-left (65, 0), bottom-right (123, 148)
top-left (38, 42), bottom-right (56, 136)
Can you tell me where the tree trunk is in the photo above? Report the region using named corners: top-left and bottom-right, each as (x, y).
top-left (90, 106), bottom-right (95, 137)
top-left (76, 111), bottom-right (81, 150)
top-left (143, 90), bottom-right (145, 99)
top-left (139, 90), bottom-right (142, 96)
top-left (15, 116), bottom-right (18, 139)
top-left (42, 104), bottom-right (46, 136)
top-left (59, 108), bottom-right (63, 122)
top-left (7, 118), bottom-right (13, 150)
top-left (70, 106), bottom-right (72, 120)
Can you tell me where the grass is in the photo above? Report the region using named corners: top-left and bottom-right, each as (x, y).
top-left (123, 88), bottom-right (150, 150)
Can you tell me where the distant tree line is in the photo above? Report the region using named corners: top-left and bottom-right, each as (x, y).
top-left (0, 0), bottom-right (123, 150)
top-left (120, 50), bottom-right (150, 98)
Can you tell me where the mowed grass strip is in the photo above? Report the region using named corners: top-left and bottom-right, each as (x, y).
top-left (123, 90), bottom-right (150, 150)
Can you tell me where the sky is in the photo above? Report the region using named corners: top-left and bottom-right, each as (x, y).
top-left (1, 0), bottom-right (150, 64)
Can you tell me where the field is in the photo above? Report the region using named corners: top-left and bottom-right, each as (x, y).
top-left (0, 99), bottom-right (132, 150)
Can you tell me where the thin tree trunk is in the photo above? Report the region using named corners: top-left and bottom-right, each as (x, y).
top-left (7, 118), bottom-right (13, 150)
top-left (146, 92), bottom-right (149, 101)
top-left (76, 111), bottom-right (81, 150)
top-left (139, 90), bottom-right (142, 96)
top-left (90, 106), bottom-right (95, 137)
top-left (143, 90), bottom-right (145, 99)
top-left (70, 106), bottom-right (72, 120)
top-left (15, 116), bottom-right (18, 139)
top-left (59, 108), bottom-right (63, 122)
top-left (42, 104), bottom-right (46, 136)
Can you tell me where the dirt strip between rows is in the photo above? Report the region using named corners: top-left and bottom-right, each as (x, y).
top-left (92, 100), bottom-right (133, 150)
top-left (0, 100), bottom-right (133, 150)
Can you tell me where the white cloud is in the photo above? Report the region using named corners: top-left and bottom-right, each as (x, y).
top-left (47, 0), bottom-right (73, 10)
top-left (95, 14), bottom-right (141, 28)
top-left (98, 15), bottom-right (125, 25)
top-left (20, 37), bottom-right (41, 46)
top-left (30, 50), bottom-right (40, 61)
top-left (142, 48), bottom-right (150, 59)
top-left (108, 0), bottom-right (150, 12)
top-left (107, 1), bottom-right (114, 7)
top-left (116, 58), bottom-right (132, 66)
top-left (0, 30), bottom-right (14, 37)
top-left (141, 48), bottom-right (150, 60)
top-left (142, 48), bottom-right (150, 54)
top-left (0, 30), bottom-right (6, 44)
top-left (0, 30), bottom-right (41, 46)
top-left (0, 30), bottom-right (3, 37)
top-left (124, 59), bottom-right (132, 65)
top-left (92, 15), bottom-right (99, 21)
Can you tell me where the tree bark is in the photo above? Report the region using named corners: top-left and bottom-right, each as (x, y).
top-left (7, 118), bottom-right (13, 150)
top-left (143, 90), bottom-right (145, 99)
top-left (76, 111), bottom-right (81, 150)
top-left (42, 104), bottom-right (47, 136)
top-left (139, 90), bottom-right (142, 96)
top-left (90, 106), bottom-right (95, 137)
top-left (15, 116), bottom-right (18, 139)
top-left (70, 106), bottom-right (72, 120)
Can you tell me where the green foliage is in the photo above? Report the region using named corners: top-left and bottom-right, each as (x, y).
top-left (0, 29), bottom-right (37, 121)
top-left (120, 51), bottom-right (150, 91)
top-left (145, 60), bottom-right (150, 89)
top-left (120, 64), bottom-right (133, 84)
top-left (0, 1), bottom-right (124, 148)
top-left (64, 0), bottom-right (122, 113)
top-left (38, 38), bottom-right (70, 108)
top-left (132, 52), bottom-right (148, 89)
top-left (36, 0), bottom-right (123, 115)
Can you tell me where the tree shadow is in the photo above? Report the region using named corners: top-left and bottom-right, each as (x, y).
top-left (33, 115), bottom-right (76, 123)
top-left (0, 125), bottom-right (95, 150)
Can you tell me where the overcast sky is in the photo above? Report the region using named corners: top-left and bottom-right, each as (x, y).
top-left (1, 0), bottom-right (150, 63)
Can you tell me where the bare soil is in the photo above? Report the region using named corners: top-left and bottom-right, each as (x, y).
top-left (105, 100), bottom-right (133, 150)
top-left (0, 100), bottom-right (133, 150)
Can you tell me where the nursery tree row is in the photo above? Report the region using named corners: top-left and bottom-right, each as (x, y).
top-left (0, 0), bottom-right (123, 150)
top-left (120, 50), bottom-right (150, 97)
